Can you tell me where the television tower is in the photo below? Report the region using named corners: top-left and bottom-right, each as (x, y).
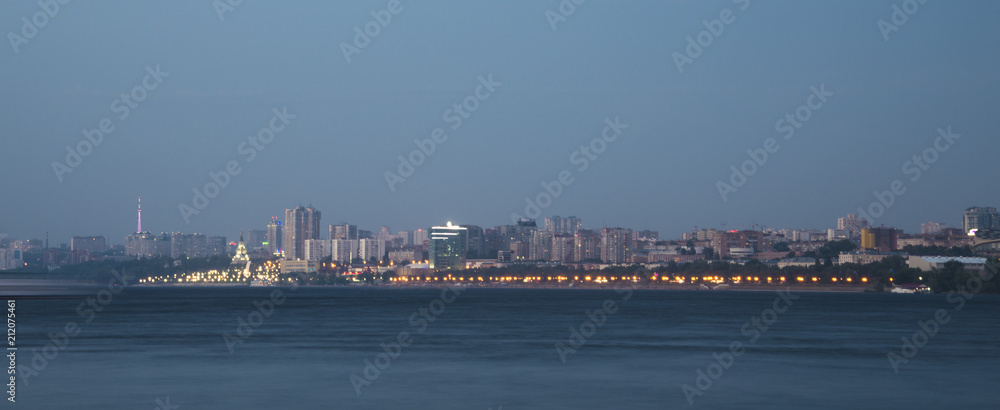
top-left (137, 196), bottom-right (142, 233)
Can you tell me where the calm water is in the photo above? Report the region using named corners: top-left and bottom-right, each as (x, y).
top-left (10, 287), bottom-right (1000, 409)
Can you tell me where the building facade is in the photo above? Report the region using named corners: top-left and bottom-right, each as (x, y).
top-left (304, 239), bottom-right (330, 261)
top-left (429, 222), bottom-right (467, 270)
top-left (837, 214), bottom-right (870, 239)
top-left (359, 238), bottom-right (386, 262)
top-left (284, 206), bottom-right (321, 260)
top-left (529, 230), bottom-right (552, 261)
top-left (715, 230), bottom-right (764, 259)
top-left (266, 218), bottom-right (283, 256)
top-left (964, 207), bottom-right (999, 234)
top-left (921, 222), bottom-right (947, 235)
top-left (0, 248), bottom-right (23, 271)
top-left (126, 232), bottom-right (171, 258)
top-left (600, 228), bottom-right (632, 264)
top-left (551, 234), bottom-right (575, 263)
top-left (331, 239), bottom-right (358, 263)
top-left (412, 229), bottom-right (429, 247)
top-left (71, 236), bottom-right (106, 255)
top-left (861, 228), bottom-right (898, 253)
top-left (544, 216), bottom-right (582, 235)
top-left (462, 225), bottom-right (485, 258)
top-left (574, 229), bottom-right (600, 262)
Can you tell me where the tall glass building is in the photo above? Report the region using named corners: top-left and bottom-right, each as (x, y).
top-left (429, 222), bottom-right (467, 270)
top-left (964, 207), bottom-right (999, 234)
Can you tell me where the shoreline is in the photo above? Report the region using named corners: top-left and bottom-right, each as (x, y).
top-left (132, 283), bottom-right (875, 293)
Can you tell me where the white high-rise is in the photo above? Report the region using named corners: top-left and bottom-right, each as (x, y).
top-left (359, 238), bottom-right (385, 262)
top-left (331, 239), bottom-right (358, 263)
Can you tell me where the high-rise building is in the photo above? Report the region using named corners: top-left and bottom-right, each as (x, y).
top-left (331, 239), bottom-right (358, 263)
top-left (330, 224), bottom-right (358, 240)
top-left (551, 234), bottom-right (575, 263)
top-left (544, 216), bottom-right (582, 235)
top-left (359, 238), bottom-right (386, 262)
top-left (413, 229), bottom-right (429, 247)
top-left (503, 219), bottom-right (537, 249)
top-left (509, 241), bottom-right (529, 261)
top-left (0, 248), bottom-right (23, 271)
top-left (304, 239), bottom-right (329, 261)
top-left (600, 228), bottom-right (632, 264)
top-left (207, 236), bottom-right (227, 257)
top-left (170, 233), bottom-right (208, 259)
top-left (963, 207), bottom-right (999, 234)
top-left (246, 229), bottom-right (267, 251)
top-left (861, 228), bottom-right (898, 252)
top-left (462, 225), bottom-right (485, 258)
top-left (396, 231), bottom-right (411, 246)
top-left (429, 222), bottom-right (467, 270)
top-left (529, 230), bottom-right (552, 261)
top-left (284, 206), bottom-right (321, 260)
top-left (379, 226), bottom-right (392, 240)
top-left (837, 214), bottom-right (870, 238)
top-left (921, 222), bottom-right (947, 235)
top-left (574, 229), bottom-right (600, 262)
top-left (484, 227), bottom-right (502, 258)
top-left (266, 218), bottom-right (283, 256)
top-left (126, 232), bottom-right (170, 258)
top-left (71, 236), bottom-right (106, 255)
top-left (544, 216), bottom-right (559, 233)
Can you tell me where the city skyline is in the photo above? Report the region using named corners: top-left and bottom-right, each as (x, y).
top-left (3, 201), bottom-right (996, 249)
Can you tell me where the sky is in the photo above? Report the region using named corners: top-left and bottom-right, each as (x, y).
top-left (1, 0), bottom-right (998, 245)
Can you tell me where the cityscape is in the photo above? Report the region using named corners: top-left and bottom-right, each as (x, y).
top-left (2, 200), bottom-right (997, 292)
top-left (3, 1), bottom-right (1000, 408)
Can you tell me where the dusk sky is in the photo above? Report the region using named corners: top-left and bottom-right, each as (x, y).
top-left (2, 0), bottom-right (998, 245)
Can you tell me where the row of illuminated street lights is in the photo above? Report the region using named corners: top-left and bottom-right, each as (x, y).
top-left (390, 274), bottom-right (871, 284)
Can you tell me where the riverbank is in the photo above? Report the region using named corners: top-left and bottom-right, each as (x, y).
top-left (133, 282), bottom-right (874, 293)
